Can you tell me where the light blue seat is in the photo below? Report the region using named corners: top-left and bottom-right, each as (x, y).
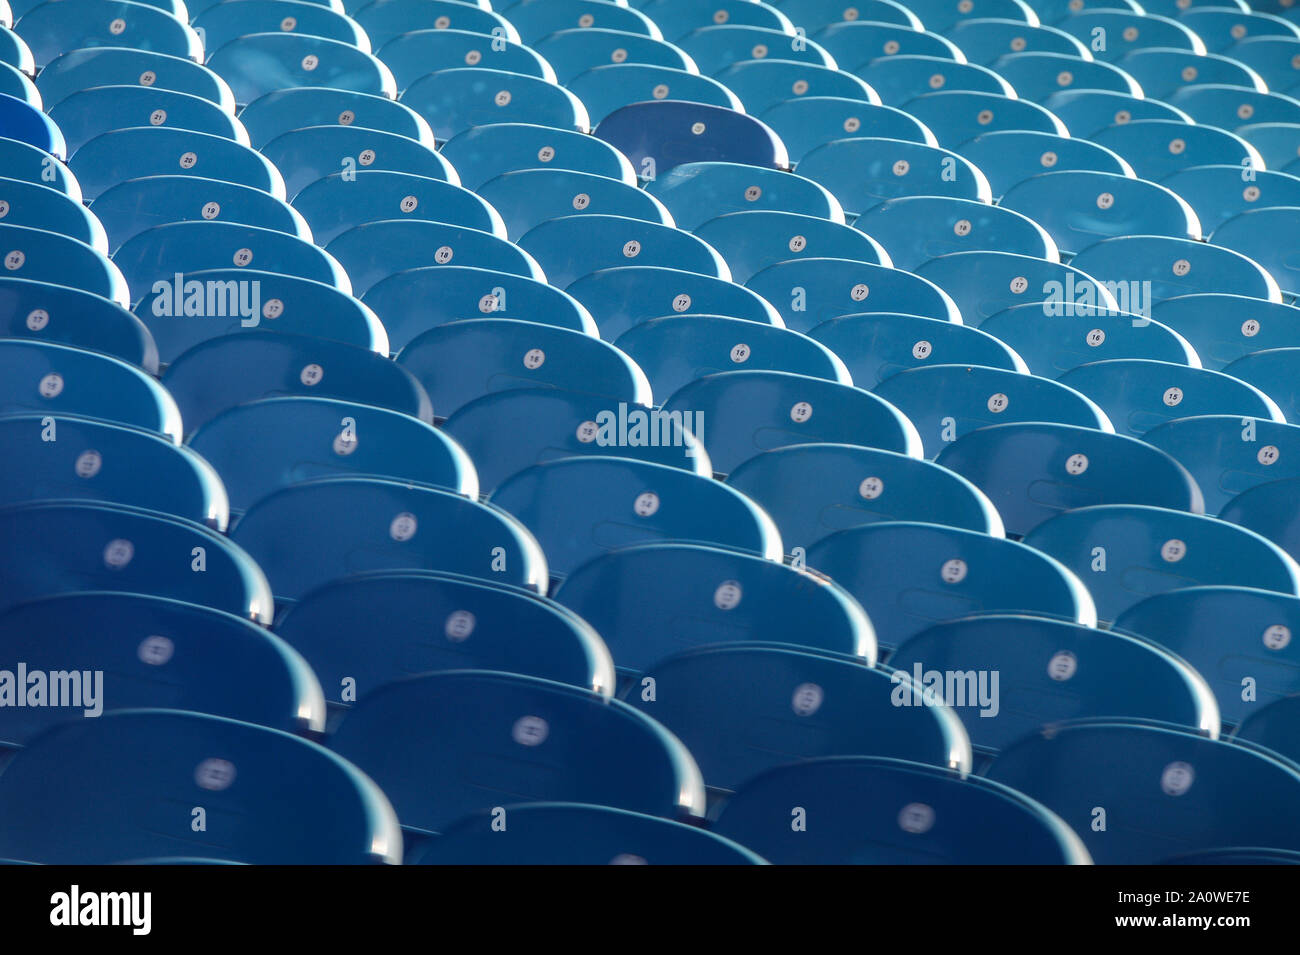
top-left (1092, 119), bottom-right (1260, 181)
top-left (327, 220), bottom-right (542, 296)
top-left (1115, 586), bottom-right (1300, 727)
top-left (713, 755), bottom-right (1090, 865)
top-left (955, 130), bottom-right (1133, 199)
top-left (1230, 36), bottom-right (1300, 94)
top-left (518, 214), bottom-right (729, 288)
top-left (0, 135), bottom-right (77, 196)
top-left (985, 719), bottom-right (1300, 863)
top-left (745, 257), bottom-right (960, 331)
top-left (715, 58), bottom-right (882, 115)
top-left (0, 277), bottom-right (156, 368)
top-left (1035, 0), bottom-right (1143, 20)
top-left (998, 170), bottom-right (1200, 255)
top-left (441, 388), bottom-right (710, 492)
top-left (935, 421), bottom-right (1202, 536)
top-left (552, 540), bottom-right (874, 672)
top-left (1182, 8), bottom-right (1300, 52)
top-left (645, 161), bottom-right (841, 231)
top-left (36, 47), bottom-right (234, 111)
top-left (1140, 0), bottom-right (1246, 15)
top-left (92, 175), bottom-right (307, 253)
top-left (1212, 206), bottom-right (1300, 298)
top-left (906, 0), bottom-right (1037, 31)
top-left (853, 54), bottom-right (1012, 107)
top-left (0, 222), bottom-right (128, 306)
top-left (1144, 414), bottom-right (1300, 515)
top-left (812, 21), bottom-right (964, 69)
top-left (15, 0), bottom-right (201, 69)
top-left (0, 709), bottom-right (400, 863)
top-left (442, 122), bottom-right (635, 191)
top-left (1234, 694), bottom-right (1300, 764)
top-left (489, 456), bottom-right (783, 580)
top-left (396, 318), bottom-right (651, 417)
top-left (942, 17), bottom-right (1088, 65)
top-left (0, 593), bottom-right (323, 740)
top-left (0, 176), bottom-right (105, 249)
top-left (900, 90), bottom-right (1067, 147)
top-left (1166, 83), bottom-right (1300, 130)
top-left (351, 0), bottom-right (517, 47)
top-left (979, 302), bottom-right (1197, 376)
top-left (758, 96), bottom-right (935, 164)
top-left (534, 27), bottom-right (694, 84)
top-left (0, 413), bottom-right (224, 524)
top-left (776, 0), bottom-right (922, 30)
top-left (1054, 10), bottom-right (1205, 62)
top-left (913, 251), bottom-right (1118, 327)
top-left (134, 268), bottom-right (384, 365)
top-left (1023, 504), bottom-right (1300, 624)
top-left (853, 196), bottom-right (1056, 270)
top-left (795, 138), bottom-right (992, 217)
top-left (377, 29), bottom-right (553, 90)
top-left (1238, 122), bottom-right (1300, 175)
top-left (327, 671), bottom-right (705, 837)
top-left (990, 50), bottom-right (1141, 103)
top-left (186, 396), bottom-right (475, 515)
top-left (0, 23), bottom-right (34, 75)
top-left (566, 264), bottom-right (782, 341)
top-left (595, 100), bottom-right (788, 175)
top-left (193, 0), bottom-right (368, 53)
top-left (0, 500), bottom-right (271, 620)
top-left (290, 169), bottom-right (502, 246)
top-left (1118, 47), bottom-right (1265, 99)
top-left (71, 126), bottom-right (283, 202)
top-left (1041, 88), bottom-right (1193, 137)
top-left (890, 615), bottom-right (1215, 758)
top-left (162, 331), bottom-right (430, 436)
top-left (613, 313), bottom-right (849, 397)
top-left (231, 477), bottom-right (547, 601)
top-left (413, 803), bottom-right (764, 865)
top-left (807, 311), bottom-right (1025, 385)
top-left (275, 572), bottom-right (614, 714)
top-left (237, 86), bottom-right (434, 148)
top-left (874, 363), bottom-right (1112, 458)
top-left (503, 0), bottom-right (659, 45)
top-left (113, 220), bottom-right (348, 299)
top-left (1160, 165), bottom-right (1300, 234)
top-left (694, 210), bottom-right (887, 281)
top-left (641, 0), bottom-right (793, 41)
top-left (478, 168), bottom-right (671, 241)
top-left (1150, 294), bottom-right (1300, 370)
top-left (0, 60), bottom-right (36, 103)
top-left (1222, 348), bottom-right (1300, 422)
top-left (1058, 358), bottom-right (1284, 438)
top-left (626, 645), bottom-right (969, 791)
top-left (49, 85), bottom-right (246, 155)
top-left (662, 369), bottom-right (923, 473)
top-left (363, 266), bottom-right (596, 352)
top-left (677, 25), bottom-right (830, 76)
top-left (1221, 475), bottom-right (1300, 562)
top-left (566, 63), bottom-right (739, 124)
top-left (727, 441), bottom-right (1002, 546)
top-left (260, 124), bottom-right (457, 200)
top-left (1069, 234), bottom-right (1279, 305)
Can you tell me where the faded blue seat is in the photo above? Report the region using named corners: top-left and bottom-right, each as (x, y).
top-left (0, 24), bottom-right (34, 75)
top-left (1117, 47), bottom-right (1265, 100)
top-left (259, 124), bottom-right (457, 199)
top-left (914, 251), bottom-right (1118, 327)
top-left (0, 61), bottom-right (36, 102)
top-left (776, 0), bottom-right (922, 30)
top-left (237, 86), bottom-right (433, 148)
top-left (0, 134), bottom-right (76, 196)
top-left (0, 176), bottom-right (106, 250)
top-left (49, 84), bottom-right (246, 156)
top-left (812, 21), bottom-right (963, 69)
top-left (646, 161), bottom-right (841, 231)
top-left (0, 223), bottom-right (127, 305)
top-left (503, 0), bottom-right (659, 45)
top-left (1035, 0), bottom-right (1143, 20)
top-left (942, 17), bottom-right (1087, 66)
top-left (1236, 123), bottom-right (1300, 175)
top-left (1070, 233), bottom-right (1279, 305)
top-left (694, 210), bottom-right (888, 281)
top-left (351, 0), bottom-right (517, 47)
top-left (1221, 474), bottom-right (1300, 563)
top-left (857, 198), bottom-right (1056, 271)
top-left (1221, 348), bottom-right (1300, 423)
top-left (378, 28), bottom-right (553, 91)
top-left (193, 0), bottom-right (368, 53)
top-left (900, 90), bottom-right (1067, 147)
top-left (1165, 83), bottom-right (1300, 131)
top-left (1041, 88), bottom-right (1193, 137)
top-left (1054, 10), bottom-right (1205, 62)
top-left (1212, 206), bottom-right (1300, 298)
top-left (566, 63), bottom-right (738, 125)
top-left (442, 122), bottom-right (634, 192)
top-left (991, 50), bottom-right (1140, 103)
top-left (1092, 119), bottom-right (1260, 182)
top-left (1181, 7), bottom-right (1300, 52)
top-left (1149, 294), bottom-right (1300, 370)
top-left (477, 168), bottom-right (671, 241)
top-left (1229, 36), bottom-right (1300, 94)
top-left (905, 0), bottom-right (1037, 30)
top-left (854, 54), bottom-right (1012, 107)
top-left (534, 27), bottom-right (695, 84)
top-left (1234, 695), bottom-right (1300, 764)
top-left (795, 137), bottom-right (992, 216)
top-left (1161, 165), bottom-right (1300, 234)
top-left (36, 47), bottom-right (234, 111)
top-left (0, 277), bottom-right (156, 368)
top-left (713, 59), bottom-right (881, 113)
top-left (595, 100), bottom-right (788, 175)
top-left (677, 25), bottom-right (831, 76)
top-left (758, 96), bottom-right (935, 164)
top-left (641, 0), bottom-right (793, 41)
top-left (205, 33), bottom-right (395, 108)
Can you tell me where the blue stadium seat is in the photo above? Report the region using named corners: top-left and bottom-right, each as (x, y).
top-left (914, 251), bottom-right (1118, 327)
top-left (1166, 83), bottom-right (1300, 130)
top-left (776, 0), bottom-right (923, 30)
top-left (935, 421), bottom-right (1202, 536)
top-left (900, 90), bottom-right (1067, 147)
top-left (1054, 10), bottom-right (1205, 62)
top-left (907, 0), bottom-right (1037, 30)
top-left (857, 199), bottom-right (1056, 270)
top-left (36, 47), bottom-right (235, 112)
top-left (985, 719), bottom-right (1300, 863)
top-left (0, 223), bottom-right (127, 305)
top-left (1160, 165), bottom-right (1300, 234)
top-left (626, 645), bottom-right (969, 791)
top-left (1221, 475), bottom-right (1300, 561)
top-left (237, 86), bottom-right (434, 148)
top-left (678, 25), bottom-right (830, 76)
top-left (1069, 234), bottom-right (1278, 305)
top-left (1118, 47), bottom-right (1265, 99)
top-left (758, 96), bottom-right (935, 164)
top-left (1181, 7), bottom-right (1300, 51)
top-left (0, 24), bottom-right (34, 75)
top-left (1150, 294), bottom-right (1300, 370)
top-left (290, 169), bottom-right (502, 245)
top-left (874, 363), bottom-right (1112, 458)
top-left (642, 0), bottom-right (794, 41)
top-left (162, 331), bottom-right (430, 436)
top-left (534, 27), bottom-right (695, 83)
top-left (1041, 88), bottom-right (1193, 137)
top-left (15, 0), bottom-right (202, 69)
top-left (1230, 36), bottom-right (1300, 94)
top-left (567, 63), bottom-right (739, 124)
top-left (363, 266), bottom-right (595, 352)
top-left (998, 170), bottom-right (1200, 255)
top-left (441, 388), bottom-right (710, 492)
top-left (1235, 123), bottom-right (1300, 174)
top-left (567, 264), bottom-right (782, 341)
top-left (328, 670), bottom-right (706, 837)
top-left (396, 319), bottom-right (651, 417)
top-left (49, 86), bottom-right (246, 155)
top-left (327, 220), bottom-right (542, 296)
top-left (0, 134), bottom-right (77, 196)
top-left (854, 54), bottom-right (1012, 107)
top-left (1035, 0), bottom-right (1144, 20)
top-left (727, 442), bottom-right (1002, 545)
top-left (231, 477), bottom-right (548, 602)
top-left (745, 257), bottom-right (960, 331)
top-left (0, 411), bottom-right (223, 524)
top-left (0, 176), bottom-right (105, 250)
top-left (613, 313), bottom-right (849, 397)
top-left (795, 138), bottom-right (992, 216)
top-left (1234, 695), bottom-right (1300, 764)
top-left (694, 210), bottom-right (888, 281)
top-left (1022, 504), bottom-right (1300, 624)
top-left (0, 339), bottom-right (178, 436)
top-left (1115, 585), bottom-right (1300, 727)
top-left (1221, 348), bottom-right (1300, 422)
top-left (71, 127), bottom-right (283, 202)
top-left (991, 50), bottom-right (1140, 103)
top-left (187, 396), bottom-right (475, 515)
top-left (0, 500), bottom-right (272, 620)
top-left (442, 122), bottom-right (636, 191)
top-left (0, 709), bottom-right (401, 863)
top-left (942, 17), bottom-right (1088, 65)
top-left (663, 369), bottom-right (923, 473)
top-left (260, 124), bottom-right (457, 200)
top-left (713, 755), bottom-right (1091, 864)
top-left (552, 540), bottom-right (874, 672)
top-left (0, 62), bottom-right (37, 102)
top-left (1092, 119), bottom-right (1260, 181)
top-left (193, 0), bottom-right (368, 53)
top-left (378, 29), bottom-right (553, 90)
top-left (0, 277), bottom-right (156, 368)
top-left (646, 161), bottom-right (842, 231)
top-left (889, 615), bottom-right (1216, 757)
top-left (807, 311), bottom-right (1025, 385)
top-left (477, 168), bottom-right (671, 241)
top-left (962, 131), bottom-right (1130, 202)
top-left (412, 803), bottom-right (765, 865)
top-left (207, 34), bottom-right (395, 108)
top-left (275, 572), bottom-right (613, 714)
top-left (595, 100), bottom-right (788, 174)
top-left (503, 0), bottom-right (660, 45)
top-left (1212, 206), bottom-right (1300, 298)
top-left (351, 0), bottom-right (516, 47)
top-left (518, 214), bottom-right (730, 288)
top-left (812, 21), bottom-right (964, 68)
top-left (715, 58), bottom-right (882, 113)
top-left (1057, 358), bottom-right (1284, 438)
